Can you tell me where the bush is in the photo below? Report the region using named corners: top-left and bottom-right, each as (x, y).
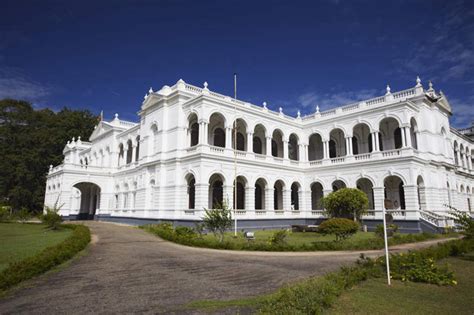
top-left (0, 224), bottom-right (91, 292)
top-left (450, 209), bottom-right (474, 239)
top-left (375, 224), bottom-right (399, 238)
top-left (202, 202), bottom-right (232, 243)
top-left (175, 226), bottom-right (196, 239)
top-left (321, 188), bottom-right (368, 221)
top-left (269, 230), bottom-right (289, 246)
top-left (0, 206), bottom-right (12, 222)
top-left (319, 218), bottom-right (359, 241)
top-left (40, 207), bottom-right (63, 230)
top-left (16, 207), bottom-right (31, 223)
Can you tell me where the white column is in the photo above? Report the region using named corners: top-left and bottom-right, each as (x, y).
top-left (374, 132), bottom-right (380, 152)
top-left (195, 183), bottom-right (208, 210)
top-left (323, 140), bottom-right (329, 159)
top-left (265, 188), bottom-right (274, 211)
top-left (283, 189), bottom-right (291, 210)
top-left (298, 144), bottom-right (305, 161)
top-left (224, 185), bottom-right (234, 209)
top-left (225, 127), bottom-right (232, 149)
top-left (405, 127), bottom-right (412, 148)
top-left (373, 186), bottom-right (385, 213)
top-left (283, 140), bottom-right (289, 159)
top-left (403, 185), bottom-right (420, 219)
top-left (401, 127), bottom-right (406, 148)
top-left (346, 137), bottom-right (353, 156)
top-left (245, 186), bottom-right (254, 211)
top-left (247, 132), bottom-right (253, 153)
top-left (198, 122), bottom-right (205, 145)
top-left (468, 154), bottom-right (472, 170)
top-left (132, 145), bottom-right (137, 162)
top-left (266, 136), bottom-right (272, 156)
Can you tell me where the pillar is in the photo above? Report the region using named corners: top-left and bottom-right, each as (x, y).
top-left (401, 127), bottom-right (406, 148)
top-left (373, 186), bottom-right (385, 215)
top-left (323, 140), bottom-right (329, 159)
top-left (346, 137), bottom-right (353, 156)
top-left (224, 185), bottom-right (234, 209)
top-left (245, 186), bottom-right (254, 211)
top-left (195, 183), bottom-right (208, 210)
top-left (374, 131), bottom-right (380, 152)
top-left (283, 140), bottom-right (289, 159)
top-left (403, 184), bottom-right (420, 219)
top-left (283, 189), bottom-right (291, 210)
top-left (132, 145), bottom-right (137, 163)
top-left (265, 188), bottom-right (274, 211)
top-left (299, 144), bottom-right (306, 161)
top-left (225, 127), bottom-right (232, 149)
top-left (266, 136), bottom-right (272, 156)
top-left (247, 132), bottom-right (253, 153)
top-left (456, 149), bottom-right (461, 166)
top-left (405, 127), bottom-right (412, 148)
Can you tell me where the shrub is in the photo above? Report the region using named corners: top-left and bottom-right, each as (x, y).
top-left (0, 206), bottom-right (12, 222)
top-left (40, 207), bottom-right (63, 230)
top-left (175, 226), bottom-right (196, 239)
top-left (16, 207), bottom-right (31, 223)
top-left (319, 218), bottom-right (359, 241)
top-left (194, 222), bottom-right (205, 238)
top-left (0, 224), bottom-right (90, 292)
top-left (321, 188), bottom-right (368, 221)
top-left (450, 209), bottom-right (474, 239)
top-left (375, 224), bottom-right (399, 238)
top-left (202, 202), bottom-right (232, 243)
top-left (269, 230), bottom-right (289, 246)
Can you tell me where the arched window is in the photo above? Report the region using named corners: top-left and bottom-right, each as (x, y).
top-left (329, 140), bottom-right (337, 158)
top-left (394, 128), bottom-right (402, 149)
top-left (190, 123), bottom-right (199, 146)
top-left (288, 134), bottom-right (299, 161)
top-left (311, 182), bottom-right (324, 210)
top-left (126, 140), bottom-right (133, 164)
top-left (135, 136), bottom-right (140, 161)
top-left (291, 183), bottom-right (300, 210)
top-left (187, 176), bottom-right (195, 209)
top-left (352, 137), bottom-right (359, 155)
top-left (213, 128), bottom-right (225, 147)
top-left (253, 137), bottom-right (262, 154)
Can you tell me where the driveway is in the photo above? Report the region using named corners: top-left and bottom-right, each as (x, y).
top-left (0, 221), bottom-right (453, 314)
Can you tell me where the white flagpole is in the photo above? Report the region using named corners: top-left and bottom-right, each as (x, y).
top-left (382, 206), bottom-right (391, 285)
top-left (233, 73), bottom-right (238, 236)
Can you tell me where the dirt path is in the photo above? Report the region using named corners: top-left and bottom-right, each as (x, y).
top-left (0, 221), bottom-right (454, 314)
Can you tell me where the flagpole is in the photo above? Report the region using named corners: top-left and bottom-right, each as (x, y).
top-left (382, 206), bottom-right (391, 285)
top-left (233, 73), bottom-right (238, 237)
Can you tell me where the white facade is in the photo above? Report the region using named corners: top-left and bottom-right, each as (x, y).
top-left (45, 78), bottom-right (474, 229)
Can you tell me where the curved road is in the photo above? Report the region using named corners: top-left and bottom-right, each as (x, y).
top-left (0, 222), bottom-right (453, 314)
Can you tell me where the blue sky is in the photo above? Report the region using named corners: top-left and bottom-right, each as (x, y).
top-left (1, 0), bottom-right (473, 127)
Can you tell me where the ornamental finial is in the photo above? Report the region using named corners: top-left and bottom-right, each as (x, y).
top-left (316, 105), bottom-right (320, 113)
top-left (263, 101), bottom-right (267, 109)
top-left (429, 80), bottom-right (433, 90)
top-left (114, 113), bottom-right (119, 119)
top-left (148, 87), bottom-right (153, 94)
top-left (144, 94), bottom-right (147, 100)
top-left (416, 75), bottom-right (421, 87)
top-left (297, 110), bottom-right (301, 118)
top-left (386, 84), bottom-right (391, 95)
top-left (203, 81), bottom-right (208, 89)
top-left (279, 107), bottom-right (283, 114)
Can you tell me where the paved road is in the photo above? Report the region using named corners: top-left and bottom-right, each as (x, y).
top-left (0, 222), bottom-right (453, 314)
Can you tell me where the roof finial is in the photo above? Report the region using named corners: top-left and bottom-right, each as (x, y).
top-left (148, 87), bottom-right (154, 94)
top-left (279, 107), bottom-right (283, 114)
top-left (316, 105), bottom-right (320, 113)
top-left (385, 84), bottom-right (391, 95)
top-left (203, 81), bottom-right (208, 89)
top-left (416, 75), bottom-right (421, 87)
top-left (144, 94), bottom-right (148, 100)
top-left (428, 80), bottom-right (433, 90)
top-left (114, 113), bottom-right (119, 119)
top-left (297, 110), bottom-right (301, 118)
top-left (262, 101), bottom-right (267, 109)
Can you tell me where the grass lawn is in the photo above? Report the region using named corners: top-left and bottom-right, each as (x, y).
top-left (329, 253), bottom-right (474, 314)
top-left (197, 229), bottom-right (454, 250)
top-left (0, 222), bottom-right (72, 271)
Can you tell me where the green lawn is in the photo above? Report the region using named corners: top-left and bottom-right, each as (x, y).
top-left (0, 223), bottom-right (72, 271)
top-left (198, 229), bottom-right (453, 251)
top-left (329, 253), bottom-right (474, 315)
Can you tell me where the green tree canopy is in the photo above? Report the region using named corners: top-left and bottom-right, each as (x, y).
top-left (0, 99), bottom-right (98, 212)
top-left (321, 188), bottom-right (369, 221)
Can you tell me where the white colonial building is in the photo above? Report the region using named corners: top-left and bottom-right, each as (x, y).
top-left (45, 78), bottom-right (473, 232)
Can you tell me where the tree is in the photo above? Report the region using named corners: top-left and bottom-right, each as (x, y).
top-left (0, 99), bottom-right (98, 212)
top-left (321, 188), bottom-right (369, 221)
top-left (318, 218), bottom-right (359, 241)
top-left (202, 201), bottom-right (232, 243)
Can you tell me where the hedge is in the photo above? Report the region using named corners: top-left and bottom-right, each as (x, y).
top-left (259, 239), bottom-right (474, 314)
top-left (0, 224), bottom-right (91, 292)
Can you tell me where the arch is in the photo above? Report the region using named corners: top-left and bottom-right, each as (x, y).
top-left (453, 141), bottom-right (459, 165)
top-left (254, 178), bottom-right (267, 210)
top-left (290, 182), bottom-right (301, 210)
top-left (308, 133), bottom-right (324, 161)
top-left (352, 123), bottom-right (371, 155)
top-left (135, 135), bottom-right (140, 161)
top-left (233, 175), bottom-right (247, 209)
top-left (356, 178), bottom-right (374, 210)
top-left (410, 117), bottom-right (418, 150)
top-left (288, 133), bottom-right (299, 161)
top-left (329, 128), bottom-right (346, 158)
top-left (273, 180), bottom-right (285, 210)
top-left (253, 124), bottom-right (266, 154)
top-left (384, 175), bottom-right (405, 210)
top-left (332, 179), bottom-right (346, 192)
top-left (126, 139), bottom-right (133, 164)
top-left (232, 118), bottom-right (247, 151)
top-left (209, 173), bottom-right (225, 209)
top-left (311, 182), bottom-right (324, 210)
top-left (186, 174), bottom-right (196, 209)
top-left (379, 117), bottom-right (401, 151)
top-left (72, 182), bottom-right (101, 220)
top-left (208, 112), bottom-right (226, 147)
top-left (272, 129), bottom-right (284, 158)
top-left (188, 113), bottom-right (199, 147)
top-left (118, 143), bottom-right (124, 166)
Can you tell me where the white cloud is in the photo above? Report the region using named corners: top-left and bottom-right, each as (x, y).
top-left (0, 67), bottom-right (51, 100)
top-left (297, 88), bottom-right (379, 112)
top-left (450, 95), bottom-right (474, 128)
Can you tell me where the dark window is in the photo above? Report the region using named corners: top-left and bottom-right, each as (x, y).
top-left (394, 128), bottom-right (402, 149)
top-left (329, 140), bottom-right (337, 158)
top-left (190, 123), bottom-right (199, 146)
top-left (352, 137), bottom-right (359, 155)
top-left (213, 128), bottom-right (225, 147)
top-left (236, 132), bottom-right (245, 151)
top-left (253, 137), bottom-right (262, 154)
